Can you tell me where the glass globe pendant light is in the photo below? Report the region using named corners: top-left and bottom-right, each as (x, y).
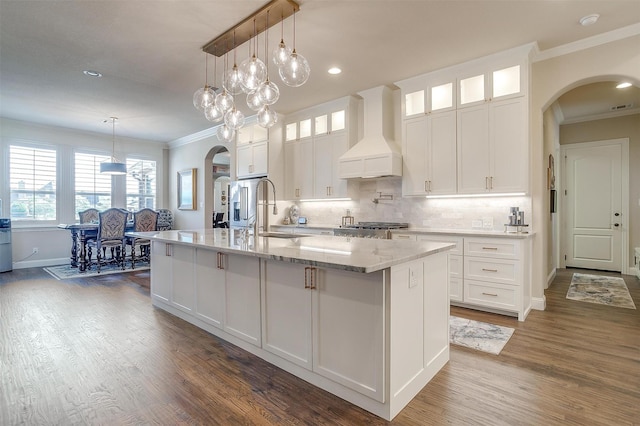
top-left (193, 53), bottom-right (215, 111)
top-left (240, 19), bottom-right (267, 93)
top-left (224, 105), bottom-right (245, 130)
top-left (272, 13), bottom-right (292, 68)
top-left (246, 90), bottom-right (264, 111)
top-left (256, 11), bottom-right (280, 106)
top-left (223, 31), bottom-right (246, 95)
top-left (204, 52), bottom-right (223, 123)
top-left (216, 124), bottom-right (235, 143)
top-left (279, 9), bottom-right (310, 88)
top-left (257, 105), bottom-right (278, 128)
top-left (215, 51), bottom-right (235, 113)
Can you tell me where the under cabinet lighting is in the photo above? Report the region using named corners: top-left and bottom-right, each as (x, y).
top-left (426, 192), bottom-right (526, 199)
top-left (299, 198), bottom-right (351, 202)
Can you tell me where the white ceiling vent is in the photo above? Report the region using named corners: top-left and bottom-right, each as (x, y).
top-left (610, 103), bottom-right (634, 111)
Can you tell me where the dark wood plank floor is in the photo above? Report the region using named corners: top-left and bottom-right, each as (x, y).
top-left (1, 267), bottom-right (638, 425)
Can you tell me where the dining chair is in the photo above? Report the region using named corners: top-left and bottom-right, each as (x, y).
top-left (86, 208), bottom-right (128, 273)
top-left (157, 209), bottom-right (173, 231)
top-left (78, 208), bottom-right (100, 224)
top-left (127, 208), bottom-right (158, 269)
top-left (213, 212), bottom-right (228, 228)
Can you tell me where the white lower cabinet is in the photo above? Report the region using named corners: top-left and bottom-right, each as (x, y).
top-left (221, 252), bottom-right (261, 346)
top-left (150, 242), bottom-right (261, 346)
top-left (150, 241), bottom-right (172, 303)
top-left (194, 249), bottom-right (225, 328)
top-left (392, 233), bottom-right (531, 321)
top-left (261, 260), bottom-right (385, 401)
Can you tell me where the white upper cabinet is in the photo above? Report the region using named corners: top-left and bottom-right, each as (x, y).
top-left (397, 43), bottom-right (533, 197)
top-left (400, 73), bottom-right (456, 119)
top-left (458, 62), bottom-right (525, 108)
top-left (284, 96), bottom-right (357, 200)
top-left (236, 122), bottom-right (269, 179)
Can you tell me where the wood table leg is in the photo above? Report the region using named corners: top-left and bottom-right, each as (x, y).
top-left (70, 229), bottom-right (79, 268)
top-left (79, 231), bottom-right (87, 272)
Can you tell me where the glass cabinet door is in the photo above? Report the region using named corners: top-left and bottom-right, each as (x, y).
top-left (404, 90), bottom-right (425, 117)
top-left (492, 65), bottom-right (521, 98)
top-left (459, 74), bottom-right (485, 106)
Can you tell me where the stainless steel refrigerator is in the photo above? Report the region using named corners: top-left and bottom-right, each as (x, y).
top-left (229, 178), bottom-right (262, 229)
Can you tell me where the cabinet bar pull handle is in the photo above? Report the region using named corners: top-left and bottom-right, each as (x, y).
top-left (398, 235), bottom-right (411, 239)
top-left (165, 243), bottom-right (171, 256)
top-left (482, 247), bottom-right (498, 250)
top-left (310, 267), bottom-right (316, 290)
top-left (485, 177), bottom-right (489, 189)
top-left (482, 292), bottom-right (498, 297)
top-left (424, 181), bottom-right (429, 192)
top-left (482, 268), bottom-right (498, 272)
top-left (490, 176), bottom-right (493, 189)
top-left (304, 266), bottom-right (310, 289)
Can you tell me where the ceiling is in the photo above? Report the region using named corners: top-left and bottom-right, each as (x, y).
top-left (1, 1), bottom-right (639, 143)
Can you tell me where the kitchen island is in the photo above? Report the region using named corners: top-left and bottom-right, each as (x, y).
top-left (129, 228), bottom-right (454, 420)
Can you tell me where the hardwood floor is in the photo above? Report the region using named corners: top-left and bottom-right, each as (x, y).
top-left (1, 267), bottom-right (638, 425)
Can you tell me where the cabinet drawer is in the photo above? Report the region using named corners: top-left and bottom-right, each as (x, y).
top-left (464, 256), bottom-right (519, 285)
top-left (417, 235), bottom-right (463, 255)
top-left (464, 238), bottom-right (520, 259)
top-left (464, 280), bottom-right (518, 311)
top-left (449, 254), bottom-right (462, 278)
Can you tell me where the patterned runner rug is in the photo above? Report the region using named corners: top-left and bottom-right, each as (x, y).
top-left (450, 316), bottom-right (514, 355)
top-left (44, 261), bottom-right (149, 280)
top-left (567, 273), bottom-right (636, 309)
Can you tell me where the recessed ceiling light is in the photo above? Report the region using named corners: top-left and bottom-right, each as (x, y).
top-left (616, 82), bottom-right (632, 89)
top-left (83, 70), bottom-right (102, 78)
top-left (579, 14), bottom-right (599, 26)
top-left (328, 67), bottom-right (342, 75)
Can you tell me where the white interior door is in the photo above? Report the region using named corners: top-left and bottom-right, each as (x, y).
top-left (563, 139), bottom-right (627, 272)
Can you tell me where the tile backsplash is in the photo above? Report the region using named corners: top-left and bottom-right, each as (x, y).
top-left (276, 178), bottom-right (532, 231)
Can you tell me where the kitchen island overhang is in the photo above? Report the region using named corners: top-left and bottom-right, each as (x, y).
top-left (131, 229), bottom-right (454, 420)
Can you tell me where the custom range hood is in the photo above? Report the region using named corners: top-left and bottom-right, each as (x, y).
top-left (338, 85), bottom-right (402, 178)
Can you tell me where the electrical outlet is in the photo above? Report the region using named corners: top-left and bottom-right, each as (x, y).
top-left (32, 247), bottom-right (39, 254)
top-left (472, 220), bottom-right (483, 229)
top-left (482, 217), bottom-right (494, 229)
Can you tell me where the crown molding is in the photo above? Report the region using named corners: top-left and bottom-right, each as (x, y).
top-left (561, 108), bottom-right (640, 125)
top-left (534, 23), bottom-right (640, 62)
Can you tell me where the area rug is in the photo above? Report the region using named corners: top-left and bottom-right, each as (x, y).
top-left (449, 316), bottom-right (515, 355)
top-left (44, 261), bottom-right (149, 280)
top-left (567, 273), bottom-right (636, 309)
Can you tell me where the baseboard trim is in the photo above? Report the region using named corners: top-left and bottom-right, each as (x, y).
top-left (13, 257), bottom-right (69, 269)
top-left (546, 268), bottom-right (557, 289)
top-left (532, 296), bottom-right (546, 311)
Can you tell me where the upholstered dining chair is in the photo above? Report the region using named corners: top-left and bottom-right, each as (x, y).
top-left (86, 208), bottom-right (128, 273)
top-left (78, 208), bottom-right (99, 224)
top-left (127, 208), bottom-right (158, 269)
top-left (156, 208), bottom-right (173, 231)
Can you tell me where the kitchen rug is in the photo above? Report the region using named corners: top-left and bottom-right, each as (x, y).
top-left (44, 261), bottom-right (149, 280)
top-left (449, 316), bottom-right (514, 355)
top-left (567, 273), bottom-right (636, 309)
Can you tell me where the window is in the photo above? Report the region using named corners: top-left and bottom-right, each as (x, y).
top-left (9, 145), bottom-right (57, 221)
top-left (75, 152), bottom-right (112, 217)
top-left (126, 158), bottom-right (156, 211)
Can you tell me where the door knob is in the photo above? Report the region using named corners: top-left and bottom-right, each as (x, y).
top-left (614, 212), bottom-right (620, 217)
top-left (614, 223), bottom-right (620, 227)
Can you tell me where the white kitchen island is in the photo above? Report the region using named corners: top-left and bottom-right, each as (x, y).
top-left (130, 228), bottom-right (454, 421)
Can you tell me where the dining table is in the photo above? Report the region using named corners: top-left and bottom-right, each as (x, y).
top-left (58, 222), bottom-right (133, 272)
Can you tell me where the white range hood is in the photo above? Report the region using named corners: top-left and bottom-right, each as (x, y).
top-left (338, 85), bottom-right (402, 179)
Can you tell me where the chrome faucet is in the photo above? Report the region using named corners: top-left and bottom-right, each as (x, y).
top-left (253, 177), bottom-right (278, 237)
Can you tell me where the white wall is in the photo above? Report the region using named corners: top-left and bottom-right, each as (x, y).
top-left (531, 34), bottom-right (640, 307)
top-left (0, 118), bottom-right (167, 268)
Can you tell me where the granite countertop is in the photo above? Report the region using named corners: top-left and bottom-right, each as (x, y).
top-left (128, 229), bottom-right (454, 273)
top-left (391, 228), bottom-right (535, 239)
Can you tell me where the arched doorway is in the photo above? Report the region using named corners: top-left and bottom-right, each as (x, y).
top-left (204, 146), bottom-right (230, 229)
top-left (542, 77), bottom-right (639, 278)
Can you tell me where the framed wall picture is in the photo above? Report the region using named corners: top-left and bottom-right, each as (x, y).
top-left (178, 168), bottom-right (197, 210)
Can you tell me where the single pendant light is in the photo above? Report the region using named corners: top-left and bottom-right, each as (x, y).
top-left (100, 117), bottom-right (127, 175)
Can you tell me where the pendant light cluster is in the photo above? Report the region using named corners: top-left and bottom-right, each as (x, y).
top-left (193, 0), bottom-right (309, 143)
